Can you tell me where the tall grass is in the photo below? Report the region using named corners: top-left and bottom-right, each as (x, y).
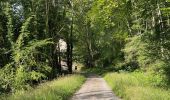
top-left (104, 72), bottom-right (170, 100)
top-left (4, 75), bottom-right (85, 100)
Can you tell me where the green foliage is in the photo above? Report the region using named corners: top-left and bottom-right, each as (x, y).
top-left (4, 2), bottom-right (14, 46)
top-left (15, 15), bottom-right (35, 49)
top-left (6, 75), bottom-right (85, 100)
top-left (12, 16), bottom-right (52, 90)
top-left (74, 0), bottom-right (127, 67)
top-left (122, 35), bottom-right (148, 70)
top-left (104, 72), bottom-right (170, 100)
top-left (1, 0), bottom-right (170, 99)
top-left (0, 0), bottom-right (76, 94)
top-left (83, 66), bottom-right (117, 76)
top-left (0, 63), bottom-right (15, 93)
top-left (120, 34), bottom-right (170, 86)
top-left (0, 3), bottom-right (53, 92)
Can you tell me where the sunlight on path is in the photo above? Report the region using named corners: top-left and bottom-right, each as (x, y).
top-left (71, 74), bottom-right (120, 100)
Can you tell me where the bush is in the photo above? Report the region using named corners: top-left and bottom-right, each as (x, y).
top-left (0, 64), bottom-right (15, 93)
top-left (0, 6), bottom-right (53, 92)
top-left (121, 35), bottom-right (170, 86)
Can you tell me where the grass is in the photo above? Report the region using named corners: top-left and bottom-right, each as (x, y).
top-left (3, 75), bottom-right (85, 100)
top-left (104, 72), bottom-right (170, 100)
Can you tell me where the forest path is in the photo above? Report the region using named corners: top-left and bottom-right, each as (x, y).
top-left (71, 74), bottom-right (120, 100)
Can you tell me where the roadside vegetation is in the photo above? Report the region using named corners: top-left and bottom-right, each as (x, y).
top-left (1, 75), bottom-right (85, 100)
top-left (1, 0), bottom-right (170, 99)
top-left (104, 72), bottom-right (170, 100)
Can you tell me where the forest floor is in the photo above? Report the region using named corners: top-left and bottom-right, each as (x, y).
top-left (71, 74), bottom-right (120, 100)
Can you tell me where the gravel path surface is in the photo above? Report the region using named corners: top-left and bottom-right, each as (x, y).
top-left (71, 74), bottom-right (120, 100)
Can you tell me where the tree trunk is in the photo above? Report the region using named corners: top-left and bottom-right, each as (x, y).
top-left (57, 42), bottom-right (61, 73)
top-left (45, 0), bottom-right (49, 37)
top-left (85, 22), bottom-right (94, 68)
top-left (67, 19), bottom-right (73, 73)
top-left (66, 0), bottom-right (74, 73)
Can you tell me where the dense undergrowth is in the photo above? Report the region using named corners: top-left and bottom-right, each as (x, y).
top-left (104, 72), bottom-right (170, 100)
top-left (1, 75), bottom-right (85, 100)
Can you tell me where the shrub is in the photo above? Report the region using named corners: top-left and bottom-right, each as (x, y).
top-left (0, 3), bottom-right (53, 92)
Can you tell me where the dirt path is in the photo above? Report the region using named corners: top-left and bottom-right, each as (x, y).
top-left (71, 74), bottom-right (120, 100)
